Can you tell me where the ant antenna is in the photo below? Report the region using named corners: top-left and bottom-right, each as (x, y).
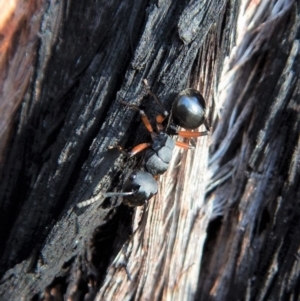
top-left (143, 79), bottom-right (168, 117)
top-left (76, 191), bottom-right (134, 208)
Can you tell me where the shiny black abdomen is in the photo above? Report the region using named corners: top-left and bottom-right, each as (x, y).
top-left (172, 88), bottom-right (206, 129)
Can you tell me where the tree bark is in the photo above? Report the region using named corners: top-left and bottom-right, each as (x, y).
top-left (0, 0), bottom-right (299, 301)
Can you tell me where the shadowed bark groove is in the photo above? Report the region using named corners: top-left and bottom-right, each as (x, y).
top-left (0, 0), bottom-right (299, 301)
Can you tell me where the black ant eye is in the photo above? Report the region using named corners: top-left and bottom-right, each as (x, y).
top-left (172, 89), bottom-right (206, 129)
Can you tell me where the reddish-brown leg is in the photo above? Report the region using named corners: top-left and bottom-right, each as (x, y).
top-left (109, 142), bottom-right (151, 157)
top-left (177, 130), bottom-right (208, 138)
top-left (120, 100), bottom-right (154, 134)
top-left (139, 111), bottom-right (154, 133)
top-left (155, 114), bottom-right (168, 132)
top-left (143, 79), bottom-right (169, 132)
top-left (176, 130), bottom-right (208, 149)
top-left (175, 141), bottom-right (194, 149)
top-left (128, 143), bottom-right (151, 157)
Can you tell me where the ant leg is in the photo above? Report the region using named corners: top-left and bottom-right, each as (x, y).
top-left (155, 114), bottom-right (168, 132)
top-left (176, 130), bottom-right (208, 149)
top-left (143, 79), bottom-right (169, 131)
top-left (143, 79), bottom-right (168, 116)
top-left (128, 143), bottom-right (151, 157)
top-left (174, 127), bottom-right (209, 150)
top-left (108, 145), bottom-right (128, 155)
top-left (177, 130), bottom-right (208, 138)
top-left (108, 143), bottom-right (151, 157)
top-left (119, 100), bottom-right (154, 134)
top-left (175, 141), bottom-right (194, 150)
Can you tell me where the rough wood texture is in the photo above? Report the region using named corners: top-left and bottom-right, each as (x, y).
top-left (0, 0), bottom-right (44, 163)
top-left (0, 0), bottom-right (299, 301)
top-left (203, 1), bottom-right (300, 300)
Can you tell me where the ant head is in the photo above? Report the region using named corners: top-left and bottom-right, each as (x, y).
top-left (122, 171), bottom-right (158, 206)
top-left (171, 89), bottom-right (206, 129)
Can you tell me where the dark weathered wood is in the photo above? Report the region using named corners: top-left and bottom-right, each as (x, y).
top-left (0, 0), bottom-right (299, 300)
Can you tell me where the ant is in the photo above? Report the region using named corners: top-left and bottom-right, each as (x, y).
top-left (77, 80), bottom-right (208, 208)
